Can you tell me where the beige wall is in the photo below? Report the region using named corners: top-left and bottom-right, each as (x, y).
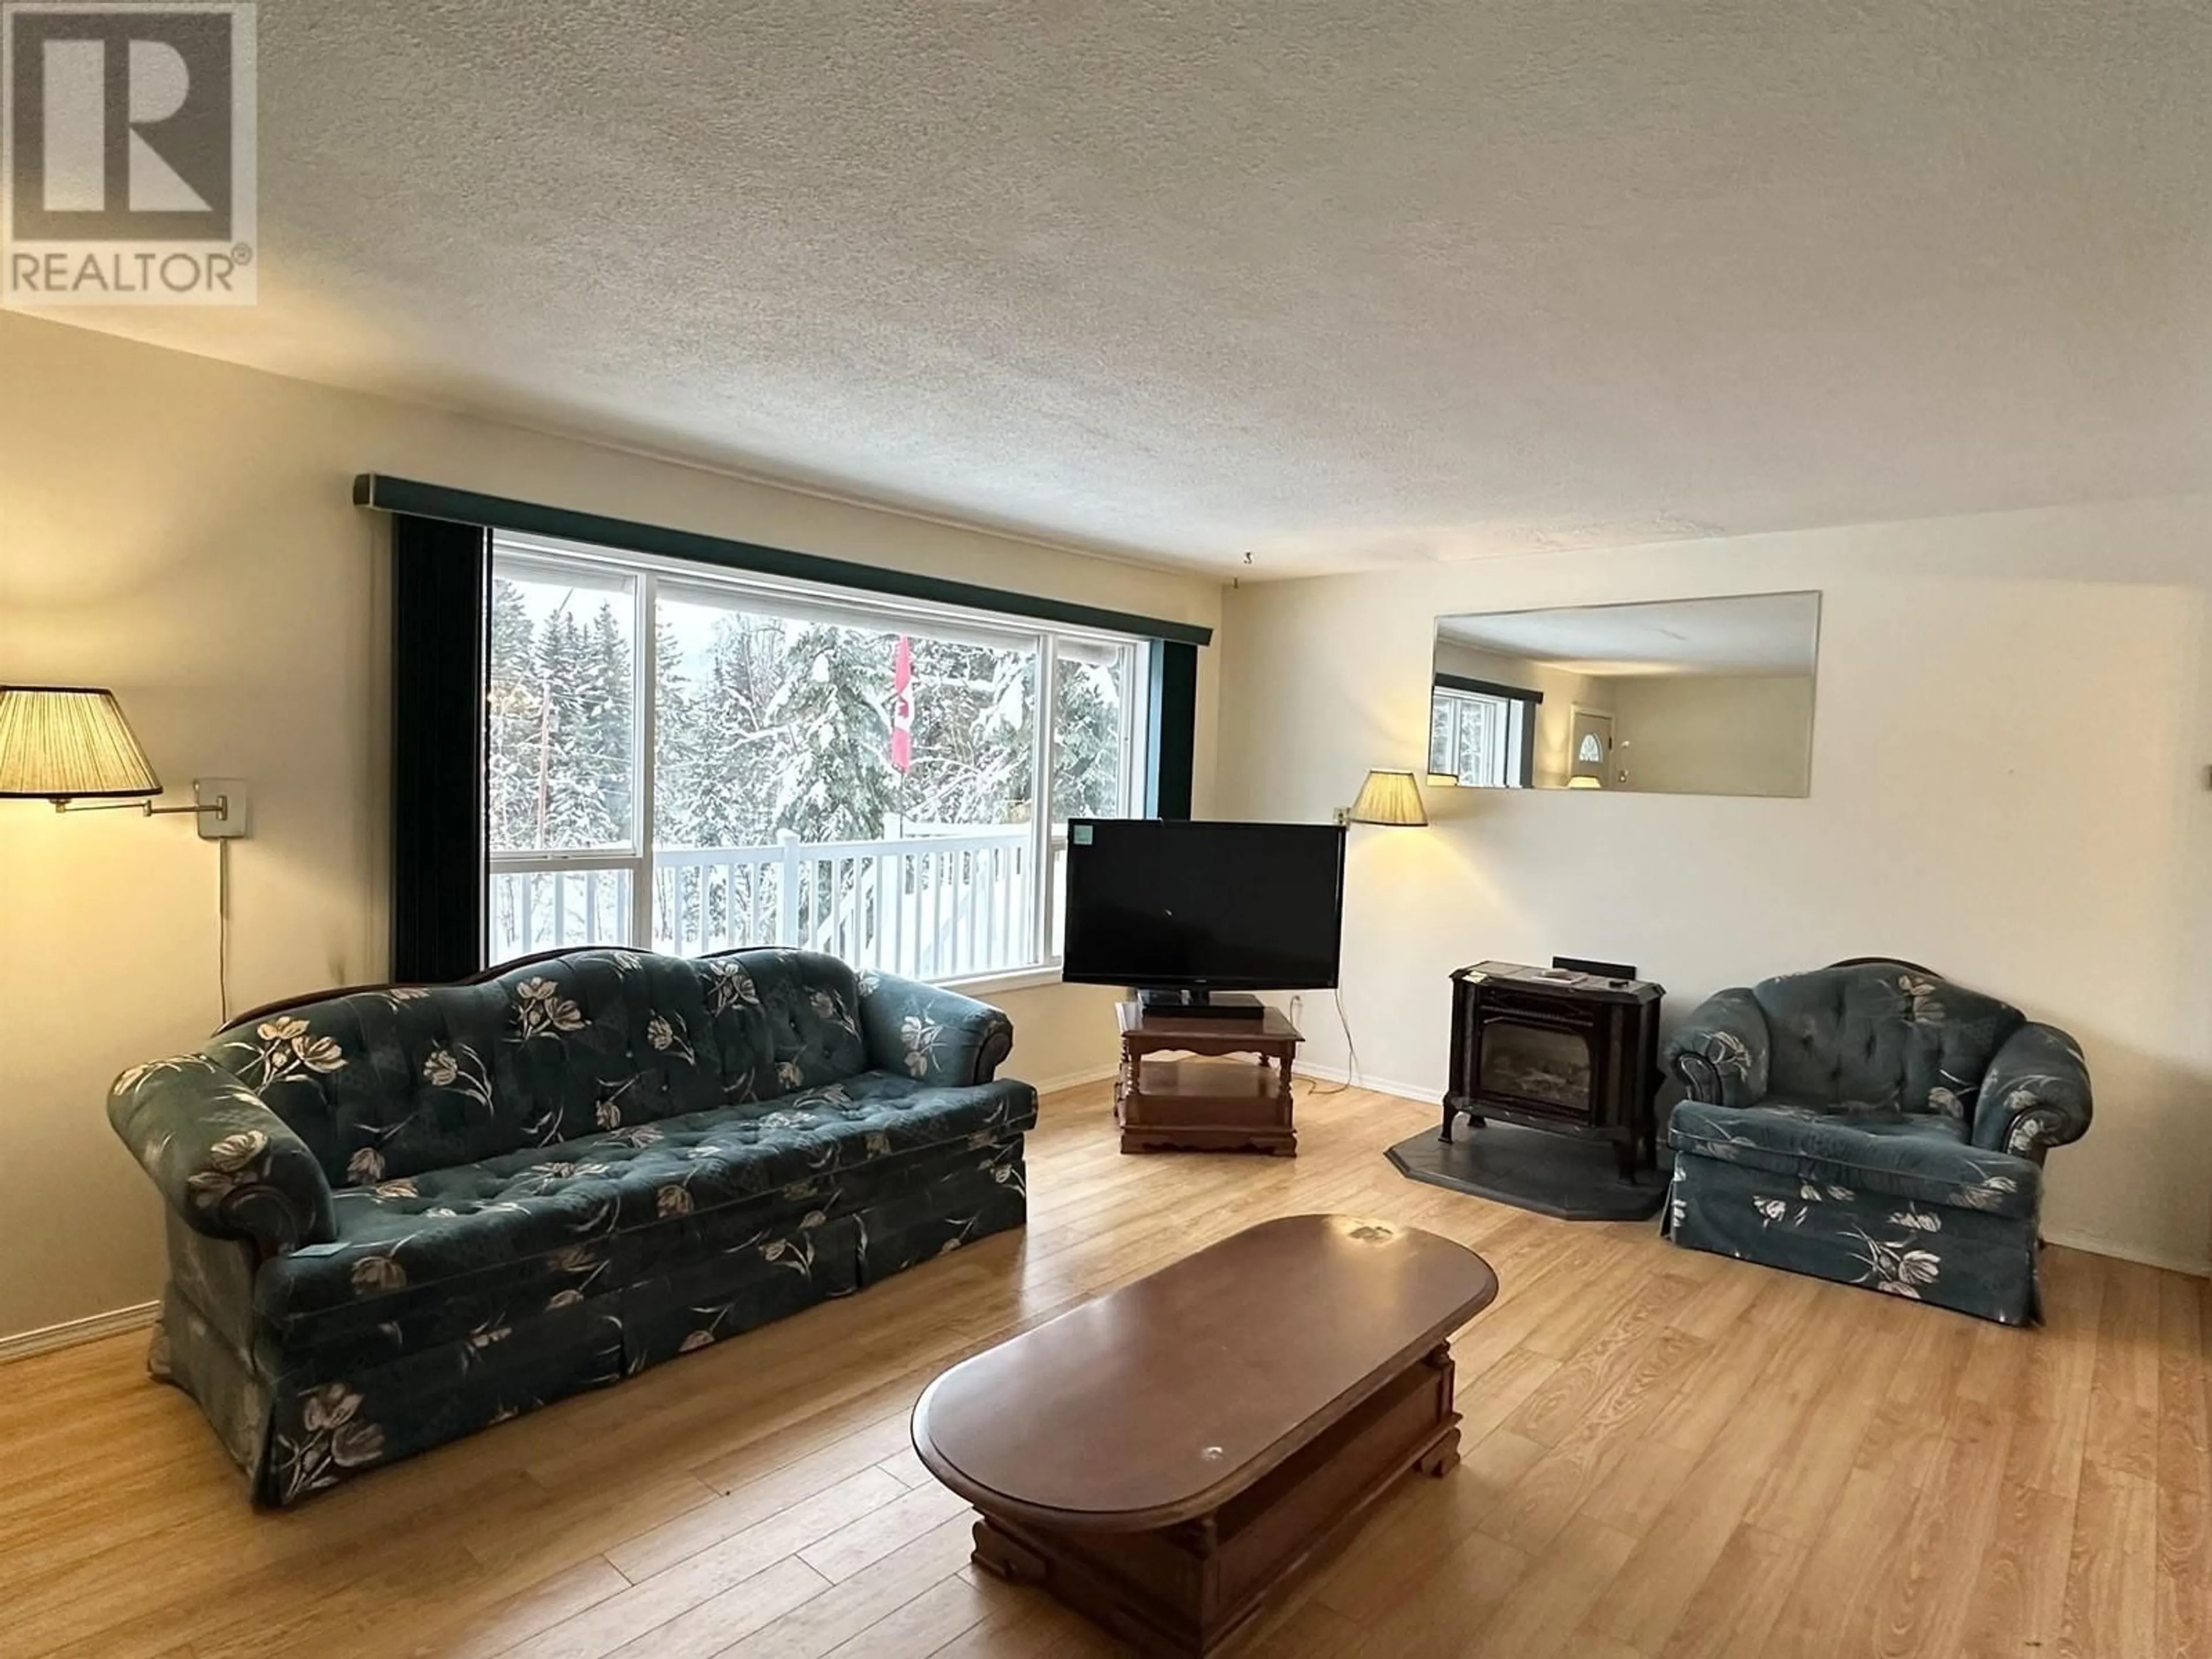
top-left (1221, 498), bottom-right (2212, 1275)
top-left (1606, 673), bottom-right (1815, 796)
top-left (0, 313), bottom-right (1222, 1341)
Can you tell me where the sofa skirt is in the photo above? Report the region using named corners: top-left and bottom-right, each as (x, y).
top-left (1664, 1150), bottom-right (2041, 1326)
top-left (154, 1134), bottom-right (1029, 1505)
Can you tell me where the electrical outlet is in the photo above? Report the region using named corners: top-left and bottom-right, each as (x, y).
top-left (194, 778), bottom-right (250, 839)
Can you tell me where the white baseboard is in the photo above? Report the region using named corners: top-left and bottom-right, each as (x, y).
top-left (1295, 1060), bottom-right (1444, 1107)
top-left (0, 1301), bottom-right (158, 1365)
top-left (2044, 1229), bottom-right (2212, 1279)
top-left (1027, 1063), bottom-right (1119, 1099)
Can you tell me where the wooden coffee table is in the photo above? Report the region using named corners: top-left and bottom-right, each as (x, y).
top-left (910, 1215), bottom-right (1499, 1656)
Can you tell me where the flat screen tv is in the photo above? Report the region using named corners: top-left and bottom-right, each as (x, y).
top-left (1060, 819), bottom-right (1346, 1012)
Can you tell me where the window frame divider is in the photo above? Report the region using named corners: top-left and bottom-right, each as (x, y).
top-left (631, 570), bottom-right (662, 950)
top-left (1027, 631), bottom-right (1060, 974)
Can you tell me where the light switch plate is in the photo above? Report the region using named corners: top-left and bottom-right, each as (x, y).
top-left (194, 778), bottom-right (250, 839)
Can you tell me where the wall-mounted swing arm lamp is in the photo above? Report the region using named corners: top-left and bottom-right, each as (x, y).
top-left (1338, 768), bottom-right (1428, 827)
top-left (0, 686), bottom-right (248, 837)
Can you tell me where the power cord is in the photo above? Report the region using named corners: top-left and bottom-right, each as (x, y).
top-left (217, 837), bottom-right (233, 1026)
top-left (1302, 984), bottom-right (1364, 1096)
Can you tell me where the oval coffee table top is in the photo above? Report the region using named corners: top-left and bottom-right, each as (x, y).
top-left (910, 1213), bottom-right (1498, 1530)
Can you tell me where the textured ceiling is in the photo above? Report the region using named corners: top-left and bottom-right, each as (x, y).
top-left (41, 0), bottom-right (2212, 576)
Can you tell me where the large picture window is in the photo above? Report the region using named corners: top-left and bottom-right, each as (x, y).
top-left (485, 537), bottom-right (1149, 985)
top-left (1429, 677), bottom-right (1537, 788)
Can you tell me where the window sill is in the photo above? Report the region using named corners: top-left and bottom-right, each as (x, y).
top-left (935, 966), bottom-right (1069, 999)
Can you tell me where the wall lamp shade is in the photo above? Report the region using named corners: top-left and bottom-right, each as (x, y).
top-left (1349, 768), bottom-right (1427, 827)
top-left (0, 687), bottom-right (162, 802)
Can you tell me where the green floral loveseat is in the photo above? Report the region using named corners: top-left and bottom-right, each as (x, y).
top-left (1662, 960), bottom-right (2091, 1325)
top-left (108, 946), bottom-right (1033, 1504)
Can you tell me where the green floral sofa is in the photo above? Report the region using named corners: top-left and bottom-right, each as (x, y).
top-left (1661, 960), bottom-right (2091, 1325)
top-left (107, 947), bottom-right (1033, 1504)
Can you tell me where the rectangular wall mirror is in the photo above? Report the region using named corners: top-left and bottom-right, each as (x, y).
top-left (1430, 592), bottom-right (1820, 797)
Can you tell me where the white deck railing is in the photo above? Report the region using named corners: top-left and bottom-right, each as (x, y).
top-left (489, 826), bottom-right (1069, 981)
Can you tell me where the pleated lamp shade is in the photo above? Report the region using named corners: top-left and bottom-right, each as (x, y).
top-left (0, 687), bottom-right (162, 802)
top-left (1349, 768), bottom-right (1427, 827)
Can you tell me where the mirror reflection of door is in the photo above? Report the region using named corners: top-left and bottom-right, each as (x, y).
top-left (1570, 709), bottom-right (1614, 787)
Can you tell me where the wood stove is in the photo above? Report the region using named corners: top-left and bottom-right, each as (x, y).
top-left (1444, 961), bottom-right (1664, 1178)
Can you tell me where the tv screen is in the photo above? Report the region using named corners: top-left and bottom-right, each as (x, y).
top-left (1060, 819), bottom-right (1347, 991)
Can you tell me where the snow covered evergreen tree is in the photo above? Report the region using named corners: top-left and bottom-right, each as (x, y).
top-left (487, 577), bottom-right (541, 850)
top-left (579, 601), bottom-right (634, 843)
top-left (1051, 649), bottom-right (1128, 820)
top-left (770, 623), bottom-right (896, 842)
top-left (900, 641), bottom-right (1034, 826)
top-left (650, 612), bottom-right (700, 846)
top-left (672, 613), bottom-right (777, 847)
top-left (528, 606), bottom-right (600, 846)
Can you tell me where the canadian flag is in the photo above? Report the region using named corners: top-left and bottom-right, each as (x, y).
top-left (889, 635), bottom-right (914, 773)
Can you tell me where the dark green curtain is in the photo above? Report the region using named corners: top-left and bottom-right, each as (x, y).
top-left (1146, 642), bottom-right (1198, 819)
top-left (389, 516), bottom-right (490, 981)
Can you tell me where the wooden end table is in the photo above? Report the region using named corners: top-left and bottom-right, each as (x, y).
top-left (911, 1214), bottom-right (1501, 1656)
top-left (1115, 1002), bottom-right (1302, 1156)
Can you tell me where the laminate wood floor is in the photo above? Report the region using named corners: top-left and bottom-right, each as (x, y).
top-left (2, 1082), bottom-right (2205, 1659)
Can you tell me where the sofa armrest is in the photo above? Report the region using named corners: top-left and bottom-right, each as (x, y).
top-left (107, 1055), bottom-right (336, 1255)
top-left (1662, 988), bottom-right (1772, 1108)
top-left (857, 972), bottom-right (1014, 1088)
top-left (1972, 1022), bottom-right (2092, 1158)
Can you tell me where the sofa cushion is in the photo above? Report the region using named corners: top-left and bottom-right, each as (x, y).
top-left (255, 1070), bottom-right (1036, 1331)
top-left (1668, 1099), bottom-right (2041, 1220)
top-left (1750, 962), bottom-right (2024, 1115)
top-left (204, 949), bottom-right (873, 1187)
